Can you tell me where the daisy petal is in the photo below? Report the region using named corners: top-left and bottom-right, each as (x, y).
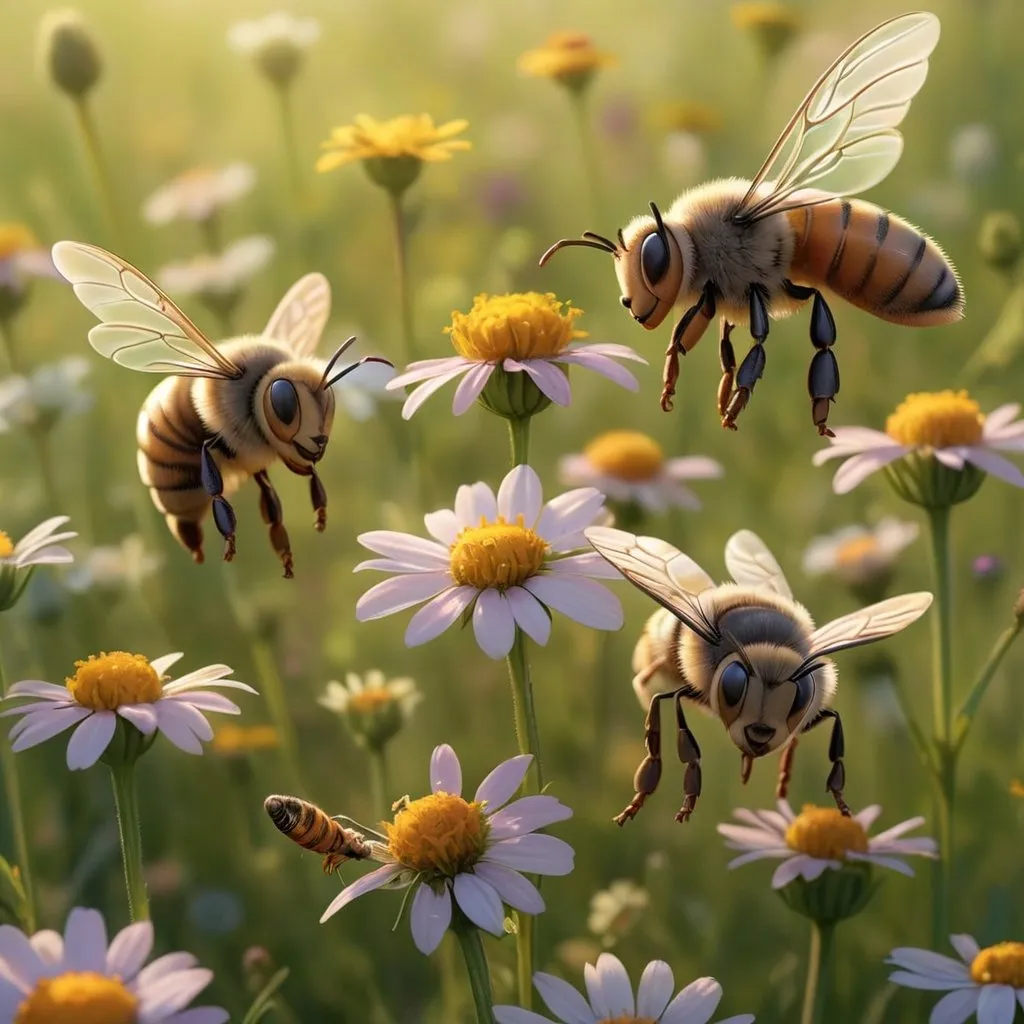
top-left (138, 967), bottom-right (214, 1016)
top-left (559, 350), bottom-right (639, 391)
top-left (505, 359), bottom-right (571, 406)
top-left (887, 949), bottom-right (972, 980)
top-left (356, 574), bottom-right (453, 621)
top-left (356, 531), bottom-right (450, 568)
top-left (887, 971), bottom-right (975, 991)
top-left (453, 873), bottom-right (505, 936)
top-left (473, 589), bottom-right (516, 660)
top-left (533, 971), bottom-right (594, 1024)
top-left (5, 681), bottom-right (74, 701)
top-left (964, 447), bottom-right (1024, 488)
top-left (950, 935), bottom-right (981, 964)
top-left (472, 863), bottom-right (544, 915)
top-left (488, 796), bottom-right (572, 839)
top-left (662, 976), bottom-right (722, 1024)
top-left (497, 465), bottom-right (543, 526)
top-left (63, 908), bottom-right (107, 973)
top-left (506, 587), bottom-right (551, 646)
top-left (636, 959), bottom-right (675, 1019)
top-left (0, 925), bottom-right (45, 990)
top-left (404, 587), bottom-right (477, 647)
top-left (484, 834), bottom-right (574, 875)
top-left (388, 356), bottom-right (470, 388)
top-left (854, 804), bottom-right (882, 829)
top-left (666, 456), bottom-right (723, 481)
top-left (423, 509), bottom-right (461, 545)
top-left (929, 988), bottom-right (981, 1024)
top-left (66, 712), bottom-right (117, 770)
top-left (11, 705), bottom-right (91, 752)
top-left (547, 552), bottom-right (623, 579)
top-left (595, 953), bottom-right (634, 1016)
top-left (832, 448), bottom-right (908, 494)
top-left (117, 705), bottom-right (159, 734)
top-left (493, 1009), bottom-right (551, 1024)
top-left (977, 984), bottom-right (1016, 1024)
top-left (153, 703), bottom-right (206, 755)
top-left (524, 576), bottom-right (623, 630)
top-left (536, 489), bottom-right (607, 548)
top-left (452, 362), bottom-right (494, 415)
top-left (430, 744), bottom-right (462, 796)
top-left (409, 884), bottom-right (452, 955)
top-left (474, 754), bottom-right (532, 809)
top-left (106, 921), bottom-right (154, 980)
top-left (320, 864), bottom-right (404, 923)
top-left (401, 365), bottom-right (473, 419)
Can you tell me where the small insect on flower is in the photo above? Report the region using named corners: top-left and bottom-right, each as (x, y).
top-left (586, 526), bottom-right (931, 824)
top-left (265, 795), bottom-right (373, 874)
top-left (52, 240), bottom-right (392, 577)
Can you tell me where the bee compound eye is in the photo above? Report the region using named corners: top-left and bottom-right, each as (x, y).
top-left (790, 674), bottom-right (814, 718)
top-left (719, 660), bottom-right (749, 707)
top-left (269, 379), bottom-right (299, 425)
top-left (640, 231), bottom-right (670, 286)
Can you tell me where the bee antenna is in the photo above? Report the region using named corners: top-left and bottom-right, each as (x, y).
top-left (617, 228), bottom-right (627, 249)
top-left (318, 336), bottom-right (358, 391)
top-left (720, 626), bottom-right (755, 674)
top-left (538, 236), bottom-right (617, 267)
top-left (649, 201), bottom-right (668, 240)
top-left (582, 230), bottom-right (620, 251)
top-left (323, 355), bottom-right (394, 391)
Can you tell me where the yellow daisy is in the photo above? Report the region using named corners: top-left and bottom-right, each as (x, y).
top-left (518, 31), bottom-right (617, 89)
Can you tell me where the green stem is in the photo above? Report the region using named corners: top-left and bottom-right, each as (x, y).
top-left (507, 417), bottom-right (530, 467)
top-left (368, 745), bottom-right (391, 821)
top-left (110, 763), bottom-right (149, 921)
top-left (800, 920), bottom-right (835, 1024)
top-left (569, 89), bottom-right (603, 222)
top-left (388, 192), bottom-right (416, 367)
top-left (0, 651), bottom-right (36, 932)
top-left (0, 316), bottom-right (22, 375)
top-left (30, 429), bottom-right (63, 516)
top-left (199, 213), bottom-right (222, 255)
top-left (452, 910), bottom-right (496, 1024)
top-left (71, 98), bottom-right (123, 246)
top-left (276, 84), bottom-right (304, 207)
top-left (250, 637), bottom-right (306, 793)
top-left (954, 618), bottom-right (1022, 751)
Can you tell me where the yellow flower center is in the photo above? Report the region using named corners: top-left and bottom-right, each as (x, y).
top-left (833, 535), bottom-right (882, 569)
top-left (1010, 779), bottom-right (1024, 798)
top-left (0, 223), bottom-right (38, 261)
top-left (349, 689), bottom-right (398, 712)
top-left (211, 724), bottom-right (279, 755)
top-left (446, 292), bottom-right (586, 362)
top-left (449, 517), bottom-right (548, 590)
top-left (385, 792), bottom-right (488, 875)
top-left (885, 390), bottom-right (985, 448)
top-left (0, 530), bottom-right (14, 558)
top-left (784, 805), bottom-right (869, 860)
top-left (730, 1), bottom-right (800, 31)
top-left (518, 32), bottom-right (617, 81)
top-left (585, 431), bottom-right (665, 481)
top-left (66, 652), bottom-right (162, 711)
top-left (970, 943), bottom-right (1024, 987)
top-left (14, 971), bottom-right (138, 1024)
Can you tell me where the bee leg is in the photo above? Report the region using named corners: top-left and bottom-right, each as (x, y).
top-left (254, 470), bottom-right (294, 579)
top-left (721, 286), bottom-right (770, 431)
top-left (740, 752), bottom-right (754, 785)
top-left (661, 280), bottom-right (716, 412)
top-left (170, 517), bottom-right (204, 564)
top-left (310, 471), bottom-right (327, 532)
top-left (716, 320), bottom-right (736, 418)
top-left (776, 736), bottom-right (798, 800)
top-left (807, 708), bottom-right (851, 816)
top-left (673, 693), bottom-right (702, 823)
top-left (200, 440), bottom-right (236, 563)
top-left (614, 687), bottom-right (683, 826)
top-left (784, 279), bottom-right (839, 437)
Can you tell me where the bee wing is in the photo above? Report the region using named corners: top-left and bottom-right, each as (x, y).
top-left (52, 241), bottom-right (242, 379)
top-left (733, 12), bottom-right (940, 223)
top-left (724, 530), bottom-right (793, 599)
top-left (263, 272), bottom-right (332, 358)
top-left (585, 526), bottom-right (720, 644)
top-left (804, 592), bottom-right (933, 663)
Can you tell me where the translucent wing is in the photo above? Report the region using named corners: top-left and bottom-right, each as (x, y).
top-left (734, 13), bottom-right (940, 223)
top-left (52, 241), bottom-right (241, 379)
top-left (585, 526), bottom-right (719, 643)
top-left (263, 273), bottom-right (332, 358)
top-left (804, 592), bottom-right (932, 663)
top-left (724, 530), bottom-right (793, 599)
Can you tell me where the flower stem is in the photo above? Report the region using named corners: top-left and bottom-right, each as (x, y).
top-left (569, 89), bottom-right (604, 222)
top-left (199, 213), bottom-right (222, 255)
top-left (507, 416), bottom-right (530, 467)
top-left (0, 651), bottom-right (36, 932)
top-left (800, 920), bottom-right (835, 1024)
top-left (276, 84), bottom-right (305, 208)
top-left (109, 763), bottom-right (149, 921)
top-left (368, 745), bottom-right (391, 821)
top-left (250, 636), bottom-right (306, 793)
top-left (954, 617), bottom-right (1022, 751)
top-left (0, 316), bottom-right (22, 375)
top-left (71, 98), bottom-right (124, 247)
top-left (388, 192), bottom-right (416, 367)
top-left (452, 909), bottom-right (496, 1024)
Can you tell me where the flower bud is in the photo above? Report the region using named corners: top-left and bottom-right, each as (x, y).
top-left (363, 155), bottom-right (423, 198)
top-left (884, 451), bottom-right (986, 509)
top-left (978, 211), bottom-right (1022, 272)
top-left (776, 861), bottom-right (878, 924)
top-left (39, 9), bottom-right (102, 99)
top-left (477, 364), bottom-right (555, 421)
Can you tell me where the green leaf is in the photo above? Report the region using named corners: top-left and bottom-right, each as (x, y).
top-left (241, 967), bottom-right (290, 1024)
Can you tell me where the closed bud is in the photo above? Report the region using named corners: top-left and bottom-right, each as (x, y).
top-left (776, 861), bottom-right (879, 924)
top-left (39, 9), bottom-right (102, 99)
top-left (978, 211), bottom-right (1022, 272)
top-left (477, 365), bottom-right (555, 421)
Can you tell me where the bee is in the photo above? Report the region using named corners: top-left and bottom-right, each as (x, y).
top-left (51, 241), bottom-right (392, 578)
top-left (584, 526), bottom-right (931, 824)
top-left (264, 794), bottom-right (374, 874)
top-left (540, 13), bottom-right (963, 436)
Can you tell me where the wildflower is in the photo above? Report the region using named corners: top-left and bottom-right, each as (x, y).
top-left (978, 211), bottom-right (1022, 272)
top-left (64, 533), bottom-right (161, 594)
top-left (813, 392), bottom-right (1024, 506)
top-left (0, 356), bottom-right (92, 433)
top-left (0, 517), bottom-right (76, 612)
top-left (663, 131), bottom-right (708, 185)
top-left (355, 464), bottom-right (623, 659)
top-left (320, 744), bottom-right (573, 955)
top-left (211, 723), bottom-right (280, 757)
top-left (142, 163), bottom-right (256, 226)
top-left (0, 906), bottom-right (228, 1023)
top-left (518, 32), bottom-right (617, 92)
top-left (730, 2), bottom-right (800, 59)
top-left (973, 554), bottom-right (1005, 583)
top-left (227, 12), bottom-right (320, 88)
top-left (1, 651), bottom-right (256, 770)
top-left (887, 934), bottom-right (1024, 1023)
top-left (718, 800), bottom-right (937, 889)
top-left (316, 114), bottom-right (470, 197)
top-left (588, 879), bottom-right (649, 947)
top-left (319, 670), bottom-right (421, 750)
top-left (649, 100), bottom-right (723, 136)
top-left (37, 8), bottom-right (102, 99)
top-left (559, 430), bottom-right (722, 516)
top-left (950, 123), bottom-right (999, 184)
top-left (387, 292), bottom-right (645, 421)
top-left (0, 223), bottom-right (60, 322)
top-left (494, 953), bottom-right (755, 1023)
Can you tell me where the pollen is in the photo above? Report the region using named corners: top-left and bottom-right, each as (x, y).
top-left (66, 652), bottom-right (162, 711)
top-left (585, 430), bottom-right (665, 481)
top-left (349, 689), bottom-right (398, 712)
top-left (14, 971), bottom-right (138, 1024)
top-left (970, 942), bottom-right (1024, 988)
top-left (0, 531), bottom-right (14, 558)
top-left (448, 517), bottom-right (548, 590)
top-left (445, 292), bottom-right (587, 363)
top-left (885, 390), bottom-right (985, 448)
top-left (784, 805), bottom-right (869, 860)
top-left (384, 792), bottom-right (488, 875)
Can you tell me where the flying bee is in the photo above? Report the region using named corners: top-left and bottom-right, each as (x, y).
top-left (51, 241), bottom-right (392, 578)
top-left (540, 13), bottom-right (963, 436)
top-left (584, 525), bottom-right (931, 824)
top-left (264, 794), bottom-right (375, 874)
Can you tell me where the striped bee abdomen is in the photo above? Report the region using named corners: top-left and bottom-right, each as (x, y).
top-left (788, 199), bottom-right (963, 326)
top-left (264, 795), bottom-right (371, 865)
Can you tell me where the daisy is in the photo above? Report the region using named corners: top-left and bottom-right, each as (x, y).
top-left (355, 464), bottom-right (624, 659)
top-left (319, 744), bottom-right (573, 955)
top-left (1, 651), bottom-right (257, 770)
top-left (493, 953), bottom-right (755, 1024)
top-left (802, 517), bottom-right (919, 590)
top-left (64, 533), bottom-right (162, 594)
top-left (0, 516), bottom-right (76, 611)
top-left (386, 292), bottom-right (646, 420)
top-left (142, 163), bottom-right (256, 226)
top-left (587, 879), bottom-right (649, 947)
top-left (0, 357), bottom-right (92, 432)
top-left (0, 906), bottom-right (227, 1023)
top-left (228, 12), bottom-right (319, 88)
top-left (813, 391), bottom-right (1024, 496)
top-left (517, 32), bottom-right (618, 90)
top-left (0, 223), bottom-right (60, 304)
top-left (318, 670), bottom-right (421, 748)
top-left (717, 800), bottom-right (937, 889)
top-left (887, 934), bottom-right (1024, 1024)
top-left (559, 430), bottom-right (722, 514)
top-left (317, 114), bottom-right (471, 175)
top-left (155, 236), bottom-right (275, 300)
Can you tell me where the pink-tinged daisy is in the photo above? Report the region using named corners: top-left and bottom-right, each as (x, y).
top-left (559, 430), bottom-right (723, 514)
top-left (493, 953), bottom-right (755, 1024)
top-left (717, 800), bottom-right (937, 889)
top-left (355, 464), bottom-right (624, 659)
top-left (1, 651), bottom-right (257, 770)
top-left (0, 517), bottom-right (76, 612)
top-left (320, 744), bottom-right (573, 955)
top-left (887, 935), bottom-right (1024, 1024)
top-left (0, 906), bottom-right (228, 1023)
top-left (385, 292), bottom-right (646, 420)
top-left (813, 391), bottom-right (1024, 496)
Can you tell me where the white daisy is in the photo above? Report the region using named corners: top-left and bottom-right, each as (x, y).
top-left (0, 222), bottom-right (60, 299)
top-left (559, 430), bottom-right (722, 514)
top-left (587, 879), bottom-right (649, 947)
top-left (155, 236), bottom-right (274, 298)
top-left (64, 533), bottom-right (162, 594)
top-left (887, 934), bottom-right (1024, 1024)
top-left (802, 517), bottom-right (919, 588)
top-left (227, 13), bottom-right (320, 63)
top-left (1, 651), bottom-right (257, 770)
top-left (142, 163), bottom-right (256, 225)
top-left (0, 356), bottom-right (92, 432)
top-left (319, 744), bottom-right (574, 956)
top-left (493, 953), bottom-right (755, 1024)
top-left (355, 464), bottom-right (624, 660)
top-left (0, 906), bottom-right (227, 1023)
top-left (717, 800), bottom-right (937, 889)
top-left (319, 670), bottom-right (421, 748)
top-left (0, 516), bottom-right (76, 611)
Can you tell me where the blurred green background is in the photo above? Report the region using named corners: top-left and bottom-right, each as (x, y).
top-left (2, 0), bottom-right (1024, 1021)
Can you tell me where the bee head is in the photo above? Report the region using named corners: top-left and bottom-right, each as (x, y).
top-left (258, 361), bottom-right (336, 473)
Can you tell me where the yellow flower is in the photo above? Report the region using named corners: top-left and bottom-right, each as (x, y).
top-left (1011, 779), bottom-right (1024, 798)
top-left (648, 100), bottom-right (723, 136)
top-left (518, 31), bottom-right (617, 89)
top-left (211, 724), bottom-right (280, 756)
top-left (730, 2), bottom-right (801, 58)
top-left (0, 224), bottom-right (38, 261)
top-left (885, 390), bottom-right (985, 448)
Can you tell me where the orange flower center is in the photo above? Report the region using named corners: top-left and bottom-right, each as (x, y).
top-left (449, 517), bottom-right (548, 590)
top-left (66, 652), bottom-right (162, 710)
top-left (885, 390), bottom-right (985, 448)
top-left (833, 535), bottom-right (882, 569)
top-left (385, 792), bottom-right (488, 875)
top-left (349, 689), bottom-right (398, 712)
top-left (785, 805), bottom-right (869, 859)
top-left (584, 431), bottom-right (664, 481)
top-left (0, 531), bottom-right (14, 558)
top-left (970, 943), bottom-right (1024, 987)
top-left (14, 971), bottom-right (138, 1024)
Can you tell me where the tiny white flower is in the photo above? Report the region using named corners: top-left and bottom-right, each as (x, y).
top-left (142, 163), bottom-right (256, 225)
top-left (0, 516), bottom-right (76, 611)
top-left (156, 236), bottom-right (275, 298)
top-left (587, 879), bottom-right (649, 947)
top-left (949, 122), bottom-right (999, 183)
top-left (0, 222), bottom-right (61, 301)
top-left (64, 534), bottom-right (162, 594)
top-left (802, 517), bottom-right (919, 588)
top-left (319, 670), bottom-right (421, 749)
top-left (227, 12), bottom-right (320, 55)
top-left (0, 357), bottom-right (92, 432)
